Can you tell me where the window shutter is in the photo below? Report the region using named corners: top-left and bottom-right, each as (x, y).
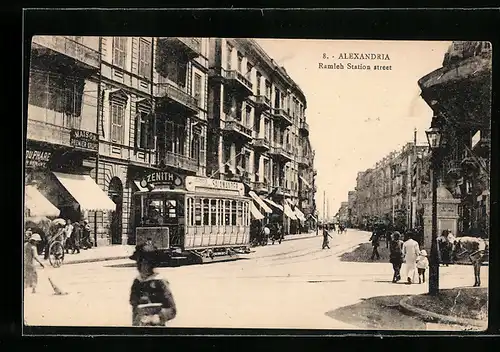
top-left (147, 114), bottom-right (155, 149)
top-left (134, 112), bottom-right (141, 149)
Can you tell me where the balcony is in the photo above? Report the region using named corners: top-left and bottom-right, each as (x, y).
top-left (222, 117), bottom-right (253, 141)
top-left (446, 160), bottom-right (462, 180)
top-left (155, 83), bottom-right (199, 114)
top-left (299, 120), bottom-right (310, 136)
top-left (271, 108), bottom-right (293, 126)
top-left (253, 95), bottom-right (272, 111)
top-left (269, 143), bottom-right (293, 162)
top-left (31, 36), bottom-right (100, 71)
top-left (253, 137), bottom-right (271, 152)
top-left (253, 181), bottom-right (270, 194)
top-left (275, 186), bottom-right (292, 197)
top-left (157, 37), bottom-right (201, 59)
top-left (210, 68), bottom-right (253, 96)
top-left (163, 151), bottom-right (198, 174)
top-left (472, 133), bottom-right (491, 158)
top-left (297, 155), bottom-right (309, 167)
top-left (27, 118), bottom-right (71, 147)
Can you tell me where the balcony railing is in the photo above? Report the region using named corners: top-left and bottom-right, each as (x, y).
top-left (158, 37), bottom-right (201, 59)
top-left (32, 36), bottom-right (100, 69)
top-left (253, 95), bottom-right (272, 110)
top-left (221, 69), bottom-right (253, 95)
top-left (164, 151), bottom-right (198, 173)
top-left (275, 186), bottom-right (291, 196)
top-left (270, 143), bottom-right (293, 161)
top-left (253, 137), bottom-right (271, 150)
top-left (254, 181), bottom-right (270, 193)
top-left (297, 155), bottom-right (309, 167)
top-left (299, 120), bottom-right (310, 135)
top-left (222, 117), bottom-right (253, 139)
top-left (155, 83), bottom-right (199, 113)
top-left (27, 118), bottom-right (72, 147)
top-left (271, 108), bottom-right (293, 126)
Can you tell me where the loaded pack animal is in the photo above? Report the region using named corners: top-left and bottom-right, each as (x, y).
top-left (452, 236), bottom-right (489, 287)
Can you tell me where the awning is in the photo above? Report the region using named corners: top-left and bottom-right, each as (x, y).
top-left (249, 191), bottom-right (272, 213)
top-left (294, 207), bottom-right (307, 222)
top-left (299, 176), bottom-right (311, 188)
top-left (284, 204), bottom-right (298, 220)
top-left (53, 172), bottom-right (116, 212)
top-left (24, 185), bottom-right (60, 217)
top-left (262, 197), bottom-right (283, 211)
top-left (250, 202), bottom-right (265, 220)
top-left (309, 215), bottom-right (318, 222)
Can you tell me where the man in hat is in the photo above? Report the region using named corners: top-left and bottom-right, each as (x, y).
top-left (24, 233), bottom-right (45, 293)
top-left (129, 244), bottom-right (177, 326)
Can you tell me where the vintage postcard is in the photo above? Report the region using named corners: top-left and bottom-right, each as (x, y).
top-left (24, 36), bottom-right (491, 332)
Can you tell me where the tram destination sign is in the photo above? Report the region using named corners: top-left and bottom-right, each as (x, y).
top-left (185, 176), bottom-right (245, 196)
top-left (70, 129), bottom-right (99, 151)
top-left (140, 171), bottom-right (183, 188)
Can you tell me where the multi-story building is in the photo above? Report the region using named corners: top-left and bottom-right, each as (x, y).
top-left (26, 36), bottom-right (210, 246)
top-left (352, 142), bottom-right (428, 230)
top-left (337, 202), bottom-right (349, 224)
top-left (418, 41), bottom-right (491, 237)
top-left (25, 36), bottom-right (316, 245)
top-left (206, 38), bottom-right (316, 234)
top-left (347, 191), bottom-right (357, 227)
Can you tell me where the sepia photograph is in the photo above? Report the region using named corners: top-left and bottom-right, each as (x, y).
top-left (23, 35), bottom-right (491, 332)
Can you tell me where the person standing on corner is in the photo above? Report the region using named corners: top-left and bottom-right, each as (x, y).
top-left (321, 225), bottom-right (333, 249)
top-left (129, 243), bottom-right (177, 326)
top-left (402, 232), bottom-right (420, 284)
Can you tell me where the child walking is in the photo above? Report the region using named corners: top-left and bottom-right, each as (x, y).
top-left (129, 243), bottom-right (177, 326)
top-left (416, 250), bottom-right (429, 284)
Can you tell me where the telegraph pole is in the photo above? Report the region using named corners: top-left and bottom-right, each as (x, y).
top-left (323, 190), bottom-right (326, 226)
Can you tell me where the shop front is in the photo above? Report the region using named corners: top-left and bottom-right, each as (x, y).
top-left (25, 140), bottom-right (116, 245)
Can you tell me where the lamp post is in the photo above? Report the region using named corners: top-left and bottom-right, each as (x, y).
top-left (425, 122), bottom-right (443, 296)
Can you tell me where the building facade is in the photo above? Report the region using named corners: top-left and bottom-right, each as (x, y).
top-left (206, 38), bottom-right (316, 234)
top-left (418, 41), bottom-right (491, 238)
top-left (26, 36), bottom-right (316, 245)
top-left (351, 142), bottom-right (428, 230)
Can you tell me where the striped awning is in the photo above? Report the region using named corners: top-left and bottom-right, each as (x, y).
top-left (250, 202), bottom-right (265, 220)
top-left (249, 191), bottom-right (272, 213)
top-left (294, 207), bottom-right (306, 222)
top-left (24, 185), bottom-right (60, 218)
top-left (283, 204), bottom-right (297, 220)
top-left (262, 197), bottom-right (283, 211)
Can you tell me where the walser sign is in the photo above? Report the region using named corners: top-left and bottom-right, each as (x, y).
top-left (70, 129), bottom-right (99, 151)
top-left (140, 171), bottom-right (184, 189)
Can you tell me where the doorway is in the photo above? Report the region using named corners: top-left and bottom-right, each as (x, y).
top-left (108, 177), bottom-right (123, 245)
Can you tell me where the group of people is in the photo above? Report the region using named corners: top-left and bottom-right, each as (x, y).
top-left (251, 222), bottom-right (284, 247)
top-left (49, 219), bottom-right (93, 256)
top-left (387, 231), bottom-right (429, 284)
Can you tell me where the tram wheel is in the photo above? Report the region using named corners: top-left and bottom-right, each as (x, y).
top-left (49, 241), bottom-right (65, 268)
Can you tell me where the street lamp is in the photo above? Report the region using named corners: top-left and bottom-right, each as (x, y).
top-left (425, 121), bottom-right (443, 296)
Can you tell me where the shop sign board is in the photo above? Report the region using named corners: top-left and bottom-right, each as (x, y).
top-left (70, 129), bottom-right (99, 151)
top-left (185, 176), bottom-right (245, 196)
top-left (140, 171), bottom-right (184, 188)
top-left (26, 148), bottom-right (52, 168)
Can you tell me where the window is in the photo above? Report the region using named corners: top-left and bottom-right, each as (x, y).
top-left (237, 201), bottom-right (243, 226)
top-left (275, 88), bottom-right (281, 109)
top-left (210, 200), bottom-right (218, 226)
top-left (264, 119), bottom-right (270, 140)
top-left (165, 121), bottom-right (186, 155)
top-left (194, 73), bottom-right (202, 107)
top-left (237, 52), bottom-right (243, 72)
top-left (231, 200), bottom-right (237, 225)
top-left (263, 159), bottom-right (270, 182)
top-left (256, 72), bottom-right (262, 95)
top-left (135, 107), bottom-right (153, 149)
top-left (113, 37), bottom-right (127, 68)
top-left (111, 102), bottom-right (125, 143)
top-left (138, 39), bottom-right (151, 78)
top-left (226, 44), bottom-right (233, 70)
top-left (199, 135), bottom-right (206, 166)
top-left (265, 81), bottom-right (271, 99)
top-left (191, 134), bottom-right (200, 162)
top-left (246, 62), bottom-right (253, 78)
top-left (203, 199), bottom-right (210, 225)
top-left (245, 106), bottom-right (251, 126)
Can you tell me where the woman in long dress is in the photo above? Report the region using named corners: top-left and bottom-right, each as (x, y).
top-left (24, 233), bottom-right (45, 293)
top-left (402, 232), bottom-right (420, 284)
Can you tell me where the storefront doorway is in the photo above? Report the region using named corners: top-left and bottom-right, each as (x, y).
top-left (108, 177), bottom-right (123, 245)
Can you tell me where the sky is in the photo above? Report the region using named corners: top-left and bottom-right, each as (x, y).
top-left (255, 39), bottom-right (451, 220)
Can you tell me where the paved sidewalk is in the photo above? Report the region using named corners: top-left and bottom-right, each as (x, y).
top-left (40, 245), bottom-right (135, 265)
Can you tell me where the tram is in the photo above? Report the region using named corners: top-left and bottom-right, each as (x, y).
top-left (133, 172), bottom-right (252, 264)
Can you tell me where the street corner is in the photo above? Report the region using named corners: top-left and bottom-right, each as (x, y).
top-left (324, 294), bottom-right (428, 331)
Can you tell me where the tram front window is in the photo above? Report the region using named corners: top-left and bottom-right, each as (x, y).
top-left (143, 195), bottom-right (181, 226)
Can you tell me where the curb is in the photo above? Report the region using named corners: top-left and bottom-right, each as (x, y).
top-left (285, 234), bottom-right (319, 242)
top-left (399, 296), bottom-right (487, 328)
top-left (42, 255), bottom-right (132, 266)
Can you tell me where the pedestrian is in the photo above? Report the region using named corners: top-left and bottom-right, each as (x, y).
top-left (129, 243), bottom-right (177, 326)
top-left (322, 225), bottom-right (333, 249)
top-left (71, 221), bottom-right (82, 254)
top-left (438, 230), bottom-right (452, 266)
top-left (416, 250), bottom-right (429, 284)
top-left (24, 233), bottom-right (45, 293)
top-left (369, 228), bottom-right (381, 260)
top-left (389, 231), bottom-right (404, 283)
top-left (81, 219), bottom-right (92, 249)
top-left (402, 232), bottom-right (420, 284)
top-left (453, 237), bottom-right (488, 287)
top-left (261, 224), bottom-right (270, 246)
top-left (63, 219), bottom-right (73, 254)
